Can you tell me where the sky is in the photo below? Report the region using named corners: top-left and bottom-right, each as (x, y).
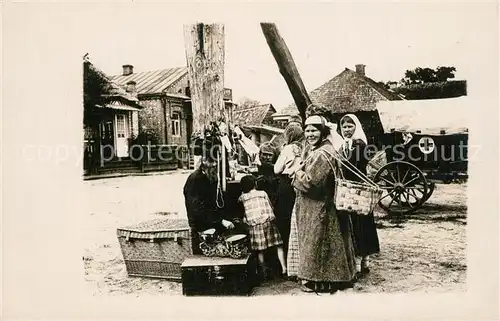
top-left (21, 2), bottom-right (494, 111)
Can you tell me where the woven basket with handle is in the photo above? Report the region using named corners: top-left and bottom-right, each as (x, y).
top-left (320, 149), bottom-right (383, 215)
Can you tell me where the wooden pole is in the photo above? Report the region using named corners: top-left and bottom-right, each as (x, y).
top-left (184, 23), bottom-right (227, 190)
top-left (260, 23), bottom-right (311, 124)
top-left (183, 23), bottom-right (226, 133)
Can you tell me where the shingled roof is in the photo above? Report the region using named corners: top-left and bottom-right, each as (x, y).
top-left (274, 67), bottom-right (404, 117)
top-left (233, 104), bottom-right (276, 127)
top-left (110, 67), bottom-right (188, 95)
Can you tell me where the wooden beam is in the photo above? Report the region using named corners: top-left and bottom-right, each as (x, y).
top-left (260, 23), bottom-right (311, 123)
top-left (183, 23), bottom-right (226, 133)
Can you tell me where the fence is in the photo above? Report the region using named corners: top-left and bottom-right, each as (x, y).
top-left (132, 144), bottom-right (180, 172)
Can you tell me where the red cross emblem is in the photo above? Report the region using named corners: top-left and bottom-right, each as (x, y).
top-left (418, 137), bottom-right (435, 154)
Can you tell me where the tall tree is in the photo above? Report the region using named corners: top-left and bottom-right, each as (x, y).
top-left (435, 66), bottom-right (456, 82)
top-left (83, 58), bottom-right (110, 125)
top-left (400, 66), bottom-right (456, 85)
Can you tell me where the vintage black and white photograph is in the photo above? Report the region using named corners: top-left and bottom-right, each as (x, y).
top-left (5, 2), bottom-right (499, 320)
top-left (79, 4), bottom-right (480, 299)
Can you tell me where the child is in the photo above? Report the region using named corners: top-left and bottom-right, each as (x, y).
top-left (238, 175), bottom-right (287, 279)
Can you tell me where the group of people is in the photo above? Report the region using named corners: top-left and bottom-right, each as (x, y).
top-left (183, 104), bottom-right (380, 294)
top-left (277, 109), bottom-right (380, 293)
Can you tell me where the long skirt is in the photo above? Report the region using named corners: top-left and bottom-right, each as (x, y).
top-left (286, 204), bottom-right (300, 277)
top-left (275, 175), bottom-right (296, 254)
top-left (350, 212), bottom-right (380, 257)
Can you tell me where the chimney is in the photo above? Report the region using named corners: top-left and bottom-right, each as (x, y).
top-left (126, 81), bottom-right (136, 93)
top-left (355, 64), bottom-right (366, 77)
top-left (122, 64), bottom-right (134, 76)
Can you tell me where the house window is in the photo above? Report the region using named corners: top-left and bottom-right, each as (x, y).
top-left (171, 111), bottom-right (181, 136)
top-left (84, 125), bottom-right (94, 140)
top-left (116, 114), bottom-right (126, 138)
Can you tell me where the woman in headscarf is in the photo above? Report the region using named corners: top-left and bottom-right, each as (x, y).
top-left (292, 115), bottom-right (357, 293)
top-left (338, 114), bottom-right (380, 275)
top-left (305, 103), bottom-right (344, 151)
top-left (274, 125), bottom-right (304, 278)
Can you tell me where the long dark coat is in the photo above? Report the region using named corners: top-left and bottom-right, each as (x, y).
top-left (339, 139), bottom-right (380, 257)
top-left (183, 168), bottom-right (225, 254)
top-left (293, 139), bottom-right (357, 283)
top-left (255, 164), bottom-right (279, 209)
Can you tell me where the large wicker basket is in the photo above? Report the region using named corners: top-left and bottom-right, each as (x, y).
top-left (319, 149), bottom-right (383, 215)
top-left (117, 218), bottom-right (192, 281)
top-left (335, 179), bottom-right (383, 215)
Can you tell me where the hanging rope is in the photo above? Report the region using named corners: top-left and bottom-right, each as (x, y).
top-left (216, 147), bottom-right (225, 209)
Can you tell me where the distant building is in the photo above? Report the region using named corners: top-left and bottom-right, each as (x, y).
top-left (232, 103), bottom-right (283, 145)
top-left (272, 64), bottom-right (405, 144)
top-left (393, 80), bottom-right (467, 100)
top-left (83, 60), bottom-right (143, 175)
top-left (110, 65), bottom-right (235, 148)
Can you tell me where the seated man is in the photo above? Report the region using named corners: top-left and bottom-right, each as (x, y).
top-left (183, 157), bottom-right (235, 254)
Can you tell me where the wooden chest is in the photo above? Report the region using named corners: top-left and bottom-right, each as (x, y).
top-left (117, 218), bottom-right (192, 281)
top-left (181, 254), bottom-right (257, 296)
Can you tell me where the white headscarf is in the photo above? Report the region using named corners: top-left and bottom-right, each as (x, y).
top-left (340, 114), bottom-right (368, 149)
top-left (305, 115), bottom-right (345, 150)
top-left (304, 115), bottom-right (326, 126)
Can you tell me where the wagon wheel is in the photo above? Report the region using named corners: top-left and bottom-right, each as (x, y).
top-left (396, 179), bottom-right (435, 208)
top-left (394, 180), bottom-right (434, 209)
top-left (373, 161), bottom-right (428, 215)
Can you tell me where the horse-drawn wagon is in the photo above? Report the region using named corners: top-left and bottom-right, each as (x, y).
top-left (368, 97), bottom-right (469, 215)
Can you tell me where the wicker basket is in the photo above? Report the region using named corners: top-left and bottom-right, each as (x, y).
top-left (319, 149), bottom-right (383, 215)
top-left (117, 218), bottom-right (192, 281)
top-left (335, 179), bottom-right (383, 215)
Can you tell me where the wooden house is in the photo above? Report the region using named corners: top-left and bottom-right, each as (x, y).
top-left (110, 65), bottom-right (236, 147)
top-left (83, 60), bottom-right (144, 176)
top-left (272, 64), bottom-right (405, 144)
top-left (110, 65), bottom-right (191, 146)
top-left (232, 103), bottom-right (284, 145)
top-left (110, 65), bottom-right (236, 169)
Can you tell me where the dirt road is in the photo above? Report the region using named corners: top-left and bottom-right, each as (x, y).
top-left (83, 171), bottom-right (466, 296)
